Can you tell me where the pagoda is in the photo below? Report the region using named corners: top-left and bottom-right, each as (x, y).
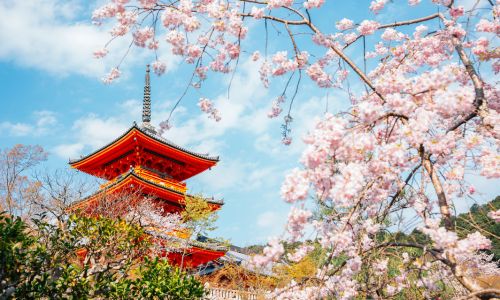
top-left (68, 66), bottom-right (226, 268)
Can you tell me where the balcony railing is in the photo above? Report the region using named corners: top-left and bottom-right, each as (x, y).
top-left (206, 288), bottom-right (261, 300)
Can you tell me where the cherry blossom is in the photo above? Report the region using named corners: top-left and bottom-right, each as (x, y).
top-left (252, 237), bottom-right (284, 267)
top-left (287, 244), bottom-right (314, 262)
top-left (357, 20), bottom-right (380, 35)
top-left (281, 168), bottom-right (309, 203)
top-left (488, 210), bottom-right (500, 222)
top-left (102, 67), bottom-right (120, 84)
top-left (198, 98), bottom-right (221, 121)
top-left (336, 18), bottom-right (354, 31)
top-left (91, 0), bottom-right (500, 297)
top-left (152, 61), bottom-right (166, 75)
top-left (286, 207), bottom-right (312, 241)
top-left (251, 50), bottom-right (260, 61)
top-left (133, 27), bottom-right (154, 47)
top-left (370, 0), bottom-right (387, 13)
top-left (158, 120), bottom-right (171, 135)
top-left (303, 0), bottom-right (324, 9)
top-left (93, 48), bottom-right (109, 59)
top-left (267, 95), bottom-right (285, 118)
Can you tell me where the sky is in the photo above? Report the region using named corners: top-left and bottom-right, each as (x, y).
top-left (0, 0), bottom-right (497, 246)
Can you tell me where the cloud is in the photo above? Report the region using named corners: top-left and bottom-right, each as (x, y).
top-left (0, 122), bottom-right (33, 137)
top-left (34, 110), bottom-right (57, 128)
top-left (52, 113), bottom-right (130, 159)
top-left (257, 211), bottom-right (278, 228)
top-left (72, 114), bottom-right (129, 149)
top-left (53, 143), bottom-right (84, 159)
top-left (193, 160), bottom-right (248, 192)
top-left (0, 0), bottom-right (178, 78)
top-left (0, 110), bottom-right (58, 137)
top-left (159, 58), bottom-right (270, 147)
top-left (0, 1), bottom-right (108, 76)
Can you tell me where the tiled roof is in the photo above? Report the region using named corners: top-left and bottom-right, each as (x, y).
top-left (147, 230), bottom-right (228, 252)
top-left (69, 122), bottom-right (219, 164)
top-left (68, 168), bottom-right (224, 208)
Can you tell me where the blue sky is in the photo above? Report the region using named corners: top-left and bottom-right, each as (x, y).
top-left (0, 0), bottom-right (497, 246)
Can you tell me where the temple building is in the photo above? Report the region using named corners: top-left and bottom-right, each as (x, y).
top-left (68, 65), bottom-right (226, 268)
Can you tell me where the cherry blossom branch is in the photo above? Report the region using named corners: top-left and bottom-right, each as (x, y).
top-left (438, 14), bottom-right (486, 133)
top-left (421, 147), bottom-right (453, 230)
top-left (447, 37), bottom-right (486, 132)
top-left (343, 13), bottom-right (441, 50)
top-left (455, 289), bottom-right (500, 300)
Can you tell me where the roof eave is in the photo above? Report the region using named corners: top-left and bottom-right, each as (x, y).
top-left (69, 122), bottom-right (219, 166)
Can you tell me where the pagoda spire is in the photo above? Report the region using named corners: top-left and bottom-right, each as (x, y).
top-left (143, 64), bottom-right (151, 123)
top-left (141, 65), bottom-right (156, 134)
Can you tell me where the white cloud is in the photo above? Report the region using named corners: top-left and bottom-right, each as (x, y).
top-left (34, 110), bottom-right (57, 127)
top-left (0, 110), bottom-right (58, 137)
top-left (53, 143), bottom-right (84, 159)
top-left (0, 1), bottom-right (108, 76)
top-left (52, 112), bottom-right (131, 159)
top-left (0, 122), bottom-right (33, 136)
top-left (257, 211), bottom-right (279, 228)
top-left (194, 160), bottom-right (248, 191)
top-left (0, 0), bottom-right (178, 78)
top-left (72, 114), bottom-right (129, 150)
top-left (158, 58), bottom-right (270, 147)
top-left (119, 99), bottom-right (142, 120)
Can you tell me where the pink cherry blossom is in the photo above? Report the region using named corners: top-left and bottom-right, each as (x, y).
top-left (374, 258), bottom-right (388, 275)
top-left (251, 50), bottom-right (261, 61)
top-left (336, 18), bottom-right (354, 31)
top-left (488, 210), bottom-right (500, 222)
top-left (92, 1), bottom-right (500, 296)
top-left (251, 6), bottom-right (264, 19)
top-left (381, 28), bottom-right (404, 41)
top-left (449, 6), bottom-right (464, 19)
top-left (158, 120), bottom-right (171, 135)
top-left (357, 20), bottom-right (380, 35)
top-left (268, 95), bottom-right (285, 118)
top-left (102, 67), bottom-right (121, 84)
top-left (281, 168), bottom-right (309, 203)
top-left (133, 27), bottom-right (154, 47)
top-left (139, 0), bottom-right (157, 9)
top-left (282, 136), bottom-right (292, 145)
top-left (370, 0), bottom-right (388, 13)
top-left (252, 237), bottom-right (284, 267)
top-left (287, 207), bottom-right (312, 241)
top-left (198, 98), bottom-right (221, 121)
top-left (93, 48), bottom-right (109, 59)
top-left (152, 60), bottom-right (166, 75)
top-left (92, 3), bottom-right (118, 22)
top-left (267, 0), bottom-right (293, 9)
top-left (476, 18), bottom-right (500, 33)
top-left (303, 0), bottom-right (325, 9)
top-left (306, 63), bottom-right (332, 88)
top-left (287, 244), bottom-right (314, 262)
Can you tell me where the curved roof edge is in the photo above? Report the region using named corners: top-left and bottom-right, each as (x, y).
top-left (69, 122), bottom-right (219, 165)
top-left (147, 230), bottom-right (228, 252)
top-left (68, 168), bottom-right (224, 209)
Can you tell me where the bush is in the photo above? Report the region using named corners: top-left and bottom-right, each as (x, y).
top-left (0, 213), bottom-right (205, 299)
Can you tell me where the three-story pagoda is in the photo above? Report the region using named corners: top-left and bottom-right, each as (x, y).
top-left (68, 66), bottom-right (226, 268)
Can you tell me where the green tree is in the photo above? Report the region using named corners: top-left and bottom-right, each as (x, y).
top-left (0, 213), bottom-right (205, 299)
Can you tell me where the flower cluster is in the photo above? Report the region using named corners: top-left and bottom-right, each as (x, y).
top-left (92, 0), bottom-right (500, 296)
top-left (198, 98), bottom-right (221, 122)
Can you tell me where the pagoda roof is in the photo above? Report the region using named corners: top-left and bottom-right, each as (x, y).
top-left (68, 168), bottom-right (223, 212)
top-left (148, 229), bottom-right (227, 268)
top-left (147, 230), bottom-right (228, 252)
top-left (69, 123), bottom-right (219, 181)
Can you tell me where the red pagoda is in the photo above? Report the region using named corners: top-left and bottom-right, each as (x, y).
top-left (68, 66), bottom-right (226, 268)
